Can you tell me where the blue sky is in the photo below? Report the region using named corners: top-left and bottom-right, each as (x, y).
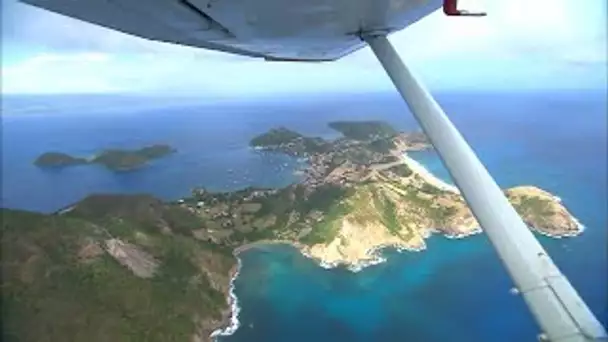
top-left (1, 0), bottom-right (606, 95)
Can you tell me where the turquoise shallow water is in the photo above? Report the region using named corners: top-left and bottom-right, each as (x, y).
top-left (2, 90), bottom-right (606, 342)
top-left (221, 156), bottom-right (607, 342)
top-left (219, 90), bottom-right (607, 342)
top-left (226, 237), bottom-right (534, 342)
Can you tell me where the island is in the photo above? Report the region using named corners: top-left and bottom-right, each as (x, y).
top-left (34, 144), bottom-right (175, 171)
top-left (4, 121), bottom-right (583, 342)
top-left (34, 152), bottom-right (88, 167)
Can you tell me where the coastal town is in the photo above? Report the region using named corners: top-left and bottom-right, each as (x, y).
top-left (170, 122), bottom-right (435, 247)
top-left (248, 123), bottom-right (430, 190)
top-left (169, 121), bottom-right (582, 265)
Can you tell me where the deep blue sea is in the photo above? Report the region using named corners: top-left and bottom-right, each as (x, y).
top-left (2, 90), bottom-right (606, 341)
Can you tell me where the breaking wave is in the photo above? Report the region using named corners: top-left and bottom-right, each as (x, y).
top-left (211, 259), bottom-right (243, 339)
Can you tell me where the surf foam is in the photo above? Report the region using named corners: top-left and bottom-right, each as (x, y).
top-left (211, 258), bottom-right (242, 339)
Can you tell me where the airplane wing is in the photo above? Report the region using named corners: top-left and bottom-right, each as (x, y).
top-left (19, 0), bottom-right (442, 62)
top-left (18, 0), bottom-right (608, 341)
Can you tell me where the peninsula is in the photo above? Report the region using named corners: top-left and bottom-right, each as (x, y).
top-left (34, 144), bottom-right (175, 171)
top-left (4, 121), bottom-right (582, 342)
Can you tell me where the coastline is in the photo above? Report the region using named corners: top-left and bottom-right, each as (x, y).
top-left (210, 239), bottom-right (309, 341)
top-left (209, 148), bottom-right (585, 341)
top-left (210, 260), bottom-right (242, 340)
top-left (529, 217), bottom-right (586, 239)
top-left (397, 150), bottom-right (586, 238)
top-left (209, 229), bottom-right (480, 341)
top-left (397, 151), bottom-right (460, 194)
top-left (232, 239), bottom-right (307, 256)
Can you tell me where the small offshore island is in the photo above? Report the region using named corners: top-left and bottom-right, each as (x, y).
top-left (34, 144), bottom-right (175, 171)
top-left (3, 121), bottom-right (583, 342)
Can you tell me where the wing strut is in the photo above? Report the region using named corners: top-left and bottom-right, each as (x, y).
top-left (363, 33), bottom-right (607, 342)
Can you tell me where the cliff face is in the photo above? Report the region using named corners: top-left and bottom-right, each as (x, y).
top-left (506, 186), bottom-right (582, 237)
top-left (301, 176), bottom-right (582, 268)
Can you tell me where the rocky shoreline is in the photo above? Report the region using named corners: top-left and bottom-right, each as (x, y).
top-left (203, 125), bottom-right (585, 341)
top-left (212, 214), bottom-right (583, 341)
top-left (209, 240), bottom-right (307, 341)
top-left (209, 151), bottom-right (585, 341)
top-left (209, 261), bottom-right (242, 341)
top-left (4, 123), bottom-right (588, 342)
top-left (397, 152), bottom-right (460, 194)
top-left (210, 224), bottom-right (480, 341)
top-left (529, 217), bottom-right (585, 238)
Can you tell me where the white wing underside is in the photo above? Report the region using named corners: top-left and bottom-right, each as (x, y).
top-left (20, 0), bottom-right (442, 61)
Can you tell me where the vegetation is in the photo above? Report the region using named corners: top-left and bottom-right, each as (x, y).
top-left (34, 152), bottom-right (87, 167)
top-left (255, 187), bottom-right (298, 217)
top-left (328, 121), bottom-right (398, 141)
top-left (250, 121), bottom-right (405, 159)
top-left (335, 148), bottom-right (378, 165)
top-left (378, 155), bottom-right (400, 164)
top-left (249, 128), bottom-right (329, 155)
top-left (516, 196), bottom-right (554, 216)
top-left (301, 137), bottom-right (331, 153)
top-left (510, 195), bottom-right (556, 227)
top-left (8, 123), bottom-right (576, 342)
top-left (301, 184), bottom-right (353, 213)
top-left (92, 144), bottom-right (174, 171)
top-left (379, 195), bottom-right (401, 235)
top-left (429, 205), bottom-right (458, 226)
top-left (367, 137), bottom-right (397, 153)
top-left (231, 183), bottom-right (356, 245)
top-left (249, 127), bottom-right (304, 147)
top-left (299, 201), bottom-right (350, 245)
top-left (64, 194), bottom-right (205, 237)
top-left (34, 144), bottom-right (175, 171)
top-left (385, 164), bottom-right (413, 178)
top-left (419, 182), bottom-right (444, 195)
top-left (2, 196), bottom-right (235, 342)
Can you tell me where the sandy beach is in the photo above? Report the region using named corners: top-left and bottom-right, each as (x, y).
top-left (232, 152), bottom-right (463, 269)
top-left (398, 152), bottom-right (460, 194)
top-left (212, 150), bottom-right (585, 340)
top-left (232, 239), bottom-right (306, 256)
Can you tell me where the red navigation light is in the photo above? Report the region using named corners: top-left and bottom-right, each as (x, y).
top-left (443, 0), bottom-right (487, 16)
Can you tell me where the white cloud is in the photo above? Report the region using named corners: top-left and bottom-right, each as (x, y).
top-left (2, 0), bottom-right (605, 94)
top-left (23, 52), bottom-right (110, 66)
top-left (2, 49), bottom-right (394, 95)
top-left (2, 52), bottom-right (123, 93)
top-left (7, 0), bottom-right (601, 62)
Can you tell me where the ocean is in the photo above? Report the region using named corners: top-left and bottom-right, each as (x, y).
top-left (2, 90), bottom-right (606, 341)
